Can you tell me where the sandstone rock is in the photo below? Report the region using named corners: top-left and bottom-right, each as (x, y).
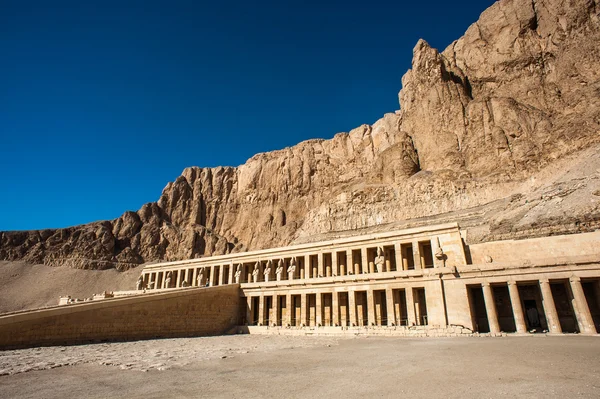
top-left (1, 0), bottom-right (599, 270)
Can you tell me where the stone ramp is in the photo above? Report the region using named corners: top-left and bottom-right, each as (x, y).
top-left (0, 285), bottom-right (241, 350)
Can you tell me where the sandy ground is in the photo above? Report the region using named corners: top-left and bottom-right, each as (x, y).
top-left (1, 335), bottom-right (599, 398)
top-left (0, 261), bottom-right (139, 313)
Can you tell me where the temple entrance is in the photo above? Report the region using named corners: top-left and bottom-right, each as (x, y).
top-left (520, 284), bottom-right (548, 333)
top-left (493, 285), bottom-right (516, 332)
top-left (551, 281), bottom-right (579, 333)
top-left (468, 286), bottom-right (490, 333)
top-left (582, 281), bottom-right (600, 332)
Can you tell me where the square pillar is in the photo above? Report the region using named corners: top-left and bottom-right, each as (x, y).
top-left (300, 293), bottom-right (308, 326)
top-left (317, 253), bottom-right (324, 278)
top-left (344, 250), bottom-right (352, 275)
top-left (285, 293), bottom-right (293, 327)
top-left (507, 281), bottom-right (527, 333)
top-left (386, 288), bottom-right (395, 326)
top-left (258, 295), bottom-right (265, 326)
top-left (316, 293), bottom-right (323, 326)
top-left (218, 265), bottom-right (225, 285)
top-left (405, 287), bottom-right (417, 326)
top-left (361, 248), bottom-right (369, 274)
top-left (332, 292), bottom-right (339, 326)
top-left (332, 253), bottom-right (339, 276)
top-left (176, 270), bottom-right (182, 288)
top-left (570, 276), bottom-right (597, 334)
top-left (209, 266), bottom-right (215, 287)
top-left (228, 262), bottom-right (234, 285)
top-left (539, 279), bottom-right (562, 334)
top-left (482, 282), bottom-right (500, 334)
top-left (366, 289), bottom-right (376, 326)
top-left (348, 291), bottom-right (357, 326)
top-left (412, 241), bottom-right (422, 270)
top-left (272, 294), bottom-right (279, 326)
top-left (246, 297), bottom-right (254, 326)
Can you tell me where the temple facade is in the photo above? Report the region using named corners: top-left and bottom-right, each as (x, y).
top-left (141, 223), bottom-right (600, 335)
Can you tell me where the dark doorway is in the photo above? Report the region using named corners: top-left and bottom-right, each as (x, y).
top-left (582, 281), bottom-right (600, 332)
top-left (551, 281), bottom-right (579, 333)
top-left (469, 286), bottom-right (489, 333)
top-left (519, 284), bottom-right (548, 333)
top-left (493, 285), bottom-right (516, 332)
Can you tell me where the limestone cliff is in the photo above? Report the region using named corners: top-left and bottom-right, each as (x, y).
top-left (2, 0), bottom-right (599, 270)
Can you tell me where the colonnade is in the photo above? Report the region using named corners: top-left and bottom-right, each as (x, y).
top-left (245, 286), bottom-right (430, 328)
top-left (477, 276), bottom-right (598, 334)
top-left (141, 237), bottom-right (441, 290)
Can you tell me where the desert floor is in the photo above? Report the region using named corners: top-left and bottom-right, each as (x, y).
top-left (1, 334), bottom-right (599, 398)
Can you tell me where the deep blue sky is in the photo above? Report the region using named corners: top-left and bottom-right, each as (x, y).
top-left (1, 0), bottom-right (493, 231)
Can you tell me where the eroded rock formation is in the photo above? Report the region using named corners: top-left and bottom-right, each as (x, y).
top-left (2, 0), bottom-right (599, 270)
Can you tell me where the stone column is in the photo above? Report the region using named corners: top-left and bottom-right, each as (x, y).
top-left (246, 297), bottom-right (254, 326)
top-left (412, 241), bottom-right (422, 270)
top-left (361, 248), bottom-right (369, 274)
top-left (300, 293), bottom-right (308, 326)
top-left (218, 265), bottom-right (225, 286)
top-left (285, 293), bottom-right (293, 326)
top-left (176, 270), bottom-right (182, 288)
top-left (317, 253), bottom-right (324, 278)
top-left (316, 292), bottom-right (323, 326)
top-left (366, 289), bottom-right (376, 326)
top-left (570, 276), bottom-right (597, 334)
top-left (209, 266), bottom-right (215, 287)
top-left (405, 288), bottom-right (417, 326)
top-left (344, 250), bottom-right (351, 275)
top-left (228, 262), bottom-right (234, 285)
top-left (348, 291), bottom-right (357, 326)
top-left (332, 292), bottom-right (339, 326)
top-left (332, 252), bottom-right (339, 276)
top-left (386, 288), bottom-right (395, 326)
top-left (507, 281), bottom-right (527, 333)
top-left (258, 295), bottom-right (265, 326)
top-left (394, 243), bottom-right (403, 272)
top-left (539, 279), bottom-right (562, 334)
top-left (482, 283), bottom-right (500, 334)
top-left (272, 294), bottom-right (279, 327)
top-left (413, 289), bottom-right (422, 325)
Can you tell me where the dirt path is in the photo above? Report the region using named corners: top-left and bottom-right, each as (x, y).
top-left (1, 335), bottom-right (599, 398)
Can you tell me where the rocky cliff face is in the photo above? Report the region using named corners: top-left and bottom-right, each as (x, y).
top-left (2, 0), bottom-right (599, 270)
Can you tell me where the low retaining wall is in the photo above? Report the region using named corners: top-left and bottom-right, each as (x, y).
top-left (0, 284), bottom-right (241, 349)
top-left (243, 325), bottom-right (481, 337)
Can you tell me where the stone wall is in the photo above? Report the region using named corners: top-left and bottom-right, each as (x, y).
top-left (467, 231), bottom-right (600, 265)
top-left (0, 284), bottom-right (241, 349)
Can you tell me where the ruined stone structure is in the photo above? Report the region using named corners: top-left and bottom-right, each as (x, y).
top-left (140, 223), bottom-right (600, 336)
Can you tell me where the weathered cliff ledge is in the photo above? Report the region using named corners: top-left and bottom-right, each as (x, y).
top-left (2, 0), bottom-right (599, 270)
